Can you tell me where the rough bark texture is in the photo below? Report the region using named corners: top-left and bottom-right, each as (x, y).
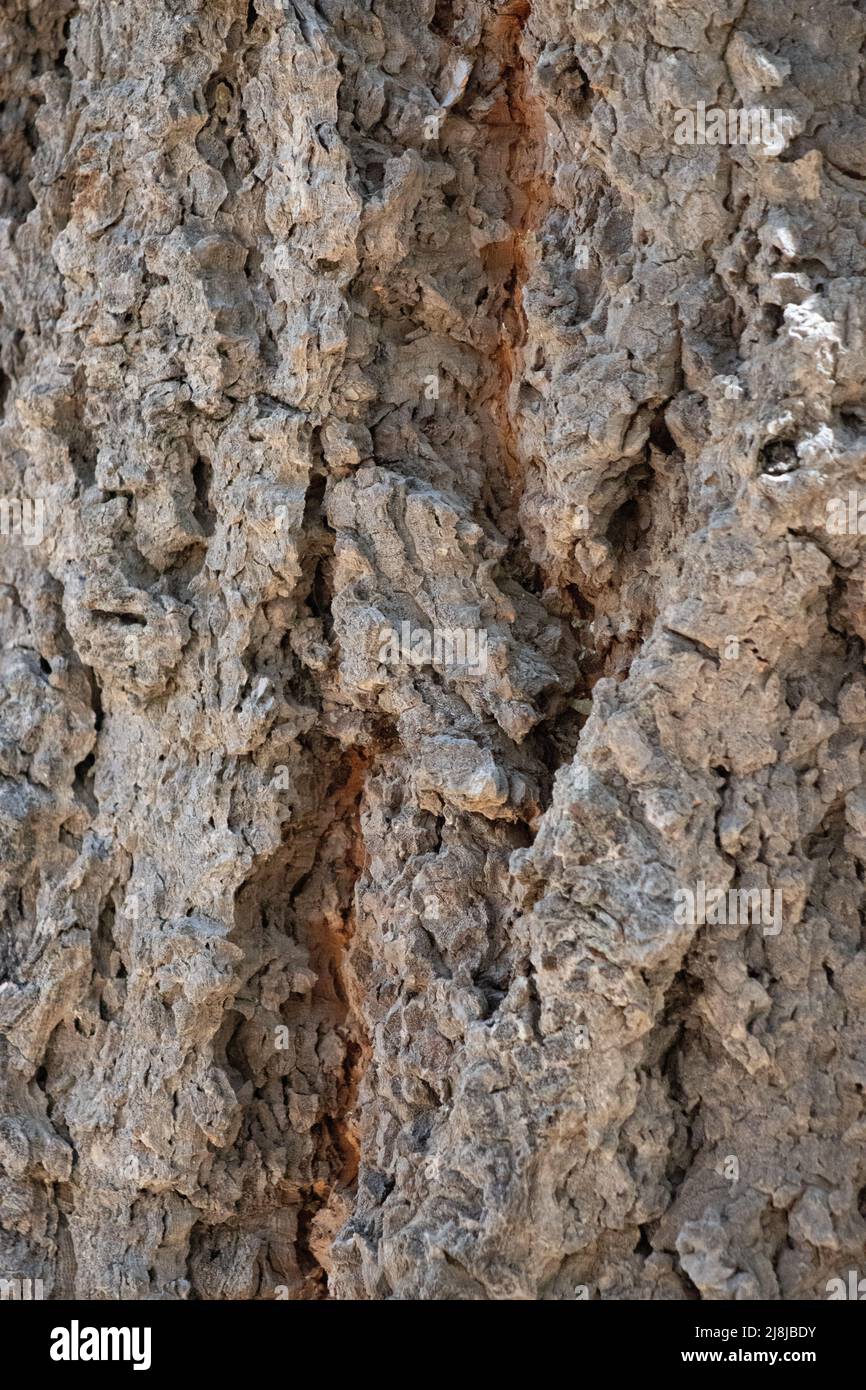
top-left (1, 0), bottom-right (865, 1301)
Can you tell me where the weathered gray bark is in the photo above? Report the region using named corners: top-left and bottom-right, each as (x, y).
top-left (1, 0), bottom-right (865, 1300)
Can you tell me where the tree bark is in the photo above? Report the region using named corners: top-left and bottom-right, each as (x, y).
top-left (1, 0), bottom-right (865, 1300)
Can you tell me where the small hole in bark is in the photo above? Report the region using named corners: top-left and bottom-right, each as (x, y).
top-left (75, 752), bottom-right (95, 782)
top-left (606, 496), bottom-right (642, 551)
top-left (634, 1225), bottom-right (654, 1256)
top-left (192, 455), bottom-right (215, 535)
top-left (759, 439), bottom-right (798, 475)
top-left (91, 610), bottom-right (146, 626)
top-left (650, 413), bottom-right (676, 454)
top-left (432, 0), bottom-right (454, 37)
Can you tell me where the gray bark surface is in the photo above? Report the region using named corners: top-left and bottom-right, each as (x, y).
top-left (1, 0), bottom-right (865, 1300)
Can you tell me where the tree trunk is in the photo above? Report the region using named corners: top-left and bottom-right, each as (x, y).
top-left (1, 0), bottom-right (864, 1300)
